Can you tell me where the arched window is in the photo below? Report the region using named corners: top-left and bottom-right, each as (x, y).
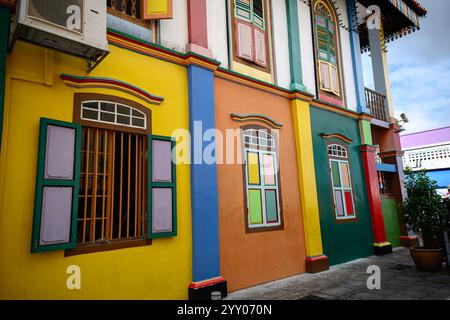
top-left (242, 127), bottom-right (282, 229)
top-left (314, 0), bottom-right (340, 96)
top-left (327, 143), bottom-right (348, 158)
top-left (327, 143), bottom-right (355, 220)
top-left (81, 101), bottom-right (148, 130)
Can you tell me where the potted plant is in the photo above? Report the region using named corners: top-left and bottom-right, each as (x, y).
top-left (399, 169), bottom-right (447, 271)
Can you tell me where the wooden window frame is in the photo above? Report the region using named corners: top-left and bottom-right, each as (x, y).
top-left (68, 93), bottom-right (152, 256)
top-left (107, 0), bottom-right (159, 43)
top-left (312, 0), bottom-right (345, 101)
top-left (230, 0), bottom-right (273, 74)
top-left (326, 142), bottom-right (358, 223)
top-left (241, 125), bottom-right (284, 233)
top-left (107, 0), bottom-right (150, 28)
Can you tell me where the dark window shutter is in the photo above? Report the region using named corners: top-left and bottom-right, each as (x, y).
top-left (31, 118), bottom-right (81, 253)
top-left (148, 135), bottom-right (177, 239)
top-left (252, 0), bottom-right (265, 30)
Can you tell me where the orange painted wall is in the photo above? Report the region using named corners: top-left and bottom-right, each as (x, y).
top-left (214, 77), bottom-right (307, 292)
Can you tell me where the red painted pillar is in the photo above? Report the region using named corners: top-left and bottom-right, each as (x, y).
top-left (186, 0), bottom-right (212, 57)
top-left (361, 145), bottom-right (393, 255)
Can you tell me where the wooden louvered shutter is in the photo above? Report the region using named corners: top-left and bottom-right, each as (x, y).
top-left (235, 0), bottom-right (254, 61)
top-left (252, 0), bottom-right (267, 67)
top-left (316, 15), bottom-right (329, 62)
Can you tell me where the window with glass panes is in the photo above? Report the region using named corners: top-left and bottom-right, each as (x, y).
top-left (328, 143), bottom-right (355, 220)
top-left (314, 0), bottom-right (340, 96)
top-left (243, 128), bottom-right (281, 228)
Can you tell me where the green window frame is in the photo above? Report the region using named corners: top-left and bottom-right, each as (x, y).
top-left (31, 118), bottom-right (82, 253)
top-left (148, 135), bottom-right (177, 238)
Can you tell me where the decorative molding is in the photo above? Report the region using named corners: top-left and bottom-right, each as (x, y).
top-left (215, 67), bottom-right (313, 101)
top-left (230, 113), bottom-right (283, 129)
top-left (188, 276), bottom-right (226, 289)
top-left (321, 133), bottom-right (353, 143)
top-left (107, 30), bottom-right (220, 71)
top-left (60, 74), bottom-right (164, 105)
top-left (106, 30), bottom-right (379, 122)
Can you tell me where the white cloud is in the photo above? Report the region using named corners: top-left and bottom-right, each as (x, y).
top-left (361, 0), bottom-right (450, 134)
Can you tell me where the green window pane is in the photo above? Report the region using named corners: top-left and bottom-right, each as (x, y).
top-left (331, 161), bottom-right (341, 187)
top-left (265, 190), bottom-right (278, 223)
top-left (248, 189), bottom-right (263, 224)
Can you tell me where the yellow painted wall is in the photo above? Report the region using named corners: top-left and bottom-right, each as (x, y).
top-left (0, 41), bottom-right (191, 299)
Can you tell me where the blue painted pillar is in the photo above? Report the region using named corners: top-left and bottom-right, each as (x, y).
top-left (187, 64), bottom-right (227, 299)
top-left (347, 0), bottom-right (369, 114)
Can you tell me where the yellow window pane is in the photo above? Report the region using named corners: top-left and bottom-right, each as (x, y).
top-left (247, 152), bottom-right (260, 185)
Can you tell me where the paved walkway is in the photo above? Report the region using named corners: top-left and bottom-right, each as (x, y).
top-left (226, 248), bottom-right (450, 300)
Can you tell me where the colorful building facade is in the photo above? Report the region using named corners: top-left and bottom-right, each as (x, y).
top-left (0, 0), bottom-right (426, 299)
top-left (401, 126), bottom-right (450, 195)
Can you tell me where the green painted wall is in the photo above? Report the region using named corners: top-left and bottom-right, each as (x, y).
top-left (381, 198), bottom-right (401, 247)
top-left (0, 6), bottom-right (10, 150)
top-left (310, 106), bottom-right (374, 265)
top-left (361, 119), bottom-right (373, 145)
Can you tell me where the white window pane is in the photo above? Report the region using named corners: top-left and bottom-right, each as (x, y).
top-left (40, 187), bottom-right (73, 246)
top-left (152, 188), bottom-right (173, 233)
top-left (44, 125), bottom-right (75, 180)
top-left (254, 28), bottom-right (267, 67)
top-left (320, 62), bottom-right (331, 90)
top-left (236, 21), bottom-right (253, 61)
top-left (331, 66), bottom-right (339, 94)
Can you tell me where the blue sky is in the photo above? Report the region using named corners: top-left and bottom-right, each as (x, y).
top-left (361, 0), bottom-right (450, 134)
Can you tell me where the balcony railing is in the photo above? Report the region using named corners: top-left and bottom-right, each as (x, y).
top-left (365, 87), bottom-right (387, 121)
top-left (108, 0), bottom-right (143, 21)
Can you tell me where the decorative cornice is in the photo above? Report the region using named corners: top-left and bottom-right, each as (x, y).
top-left (188, 276), bottom-right (226, 289)
top-left (106, 29), bottom-right (376, 122)
top-left (360, 144), bottom-right (378, 153)
top-left (322, 133), bottom-right (353, 143)
top-left (107, 29), bottom-right (220, 71)
top-left (60, 74), bottom-right (164, 105)
top-left (230, 113), bottom-right (283, 129)
top-left (215, 67), bottom-right (313, 101)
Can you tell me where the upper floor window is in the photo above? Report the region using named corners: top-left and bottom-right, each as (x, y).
top-left (108, 0), bottom-right (143, 21)
top-left (231, 0), bottom-right (271, 73)
top-left (314, 0), bottom-right (341, 97)
top-left (327, 143), bottom-right (355, 221)
top-left (242, 127), bottom-right (282, 230)
top-left (107, 0), bottom-right (158, 42)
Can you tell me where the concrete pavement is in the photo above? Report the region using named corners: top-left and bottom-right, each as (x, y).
top-left (226, 248), bottom-right (450, 300)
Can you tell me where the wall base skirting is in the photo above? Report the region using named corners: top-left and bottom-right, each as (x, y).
top-left (188, 277), bottom-right (228, 300)
top-left (400, 235), bottom-right (419, 248)
top-left (305, 255), bottom-right (329, 274)
top-left (374, 242), bottom-right (393, 255)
